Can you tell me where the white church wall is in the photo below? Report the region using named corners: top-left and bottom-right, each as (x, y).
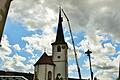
top-left (54, 62), bottom-right (66, 79)
top-left (35, 64), bottom-right (54, 80)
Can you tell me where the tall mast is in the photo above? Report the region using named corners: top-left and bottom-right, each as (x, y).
top-left (62, 9), bottom-right (82, 80)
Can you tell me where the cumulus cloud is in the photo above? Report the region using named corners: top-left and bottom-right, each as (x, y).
top-left (80, 34), bottom-right (118, 80)
top-left (13, 44), bottom-right (21, 51)
top-left (68, 64), bottom-right (79, 78)
top-left (67, 40), bottom-right (82, 59)
top-left (0, 35), bottom-right (34, 73)
top-left (9, 0), bottom-right (58, 31)
top-left (6, 0), bottom-right (120, 79)
top-left (2, 53), bottom-right (34, 73)
top-left (9, 0), bottom-right (120, 40)
top-left (0, 35), bottom-right (11, 59)
top-left (22, 28), bottom-right (56, 55)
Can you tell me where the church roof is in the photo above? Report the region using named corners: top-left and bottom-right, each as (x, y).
top-left (34, 52), bottom-right (54, 66)
top-left (51, 8), bottom-right (67, 45)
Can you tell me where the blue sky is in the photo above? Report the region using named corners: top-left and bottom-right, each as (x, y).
top-left (0, 0), bottom-right (120, 80)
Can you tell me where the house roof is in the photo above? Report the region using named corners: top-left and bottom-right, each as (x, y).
top-left (0, 70), bottom-right (33, 80)
top-left (34, 52), bottom-right (55, 66)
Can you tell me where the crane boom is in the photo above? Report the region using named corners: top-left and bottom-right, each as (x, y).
top-left (62, 9), bottom-right (82, 80)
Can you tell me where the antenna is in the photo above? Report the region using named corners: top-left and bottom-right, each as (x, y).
top-left (62, 9), bottom-right (82, 80)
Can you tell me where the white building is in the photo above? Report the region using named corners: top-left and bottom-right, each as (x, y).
top-left (34, 8), bottom-right (68, 80)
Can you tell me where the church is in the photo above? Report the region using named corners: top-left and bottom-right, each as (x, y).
top-left (34, 8), bottom-right (68, 80)
top-left (33, 7), bottom-right (90, 80)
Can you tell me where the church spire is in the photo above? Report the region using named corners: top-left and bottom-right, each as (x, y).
top-left (52, 7), bottom-right (67, 45)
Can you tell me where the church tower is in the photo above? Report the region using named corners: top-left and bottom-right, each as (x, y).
top-left (51, 8), bottom-right (68, 80)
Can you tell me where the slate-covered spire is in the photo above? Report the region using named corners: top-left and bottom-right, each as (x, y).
top-left (52, 7), bottom-right (67, 45)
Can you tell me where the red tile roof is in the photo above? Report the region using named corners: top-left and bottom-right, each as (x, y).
top-left (34, 52), bottom-right (55, 66)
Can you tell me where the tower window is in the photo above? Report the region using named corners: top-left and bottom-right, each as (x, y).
top-left (57, 46), bottom-right (61, 52)
top-left (48, 71), bottom-right (52, 80)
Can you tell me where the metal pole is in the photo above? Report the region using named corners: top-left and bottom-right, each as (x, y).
top-left (88, 54), bottom-right (93, 80)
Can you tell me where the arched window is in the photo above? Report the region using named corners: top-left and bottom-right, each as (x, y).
top-left (57, 46), bottom-right (61, 52)
top-left (48, 71), bottom-right (52, 80)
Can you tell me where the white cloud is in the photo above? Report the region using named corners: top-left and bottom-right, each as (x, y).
top-left (80, 34), bottom-right (115, 55)
top-left (68, 64), bottom-right (77, 74)
top-left (22, 27), bottom-right (56, 55)
top-left (13, 44), bottom-right (21, 51)
top-left (2, 53), bottom-right (34, 73)
top-left (68, 64), bottom-right (79, 78)
top-left (25, 48), bottom-right (34, 54)
top-left (6, 0), bottom-right (120, 79)
top-left (0, 35), bottom-right (34, 73)
top-left (9, 0), bottom-right (120, 40)
top-left (0, 35), bottom-right (11, 59)
top-left (80, 34), bottom-right (118, 80)
top-left (67, 42), bottom-right (82, 59)
top-left (9, 0), bottom-right (57, 31)
top-left (13, 54), bottom-right (26, 62)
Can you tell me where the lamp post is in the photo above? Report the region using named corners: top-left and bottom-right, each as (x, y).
top-left (85, 49), bottom-right (93, 80)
